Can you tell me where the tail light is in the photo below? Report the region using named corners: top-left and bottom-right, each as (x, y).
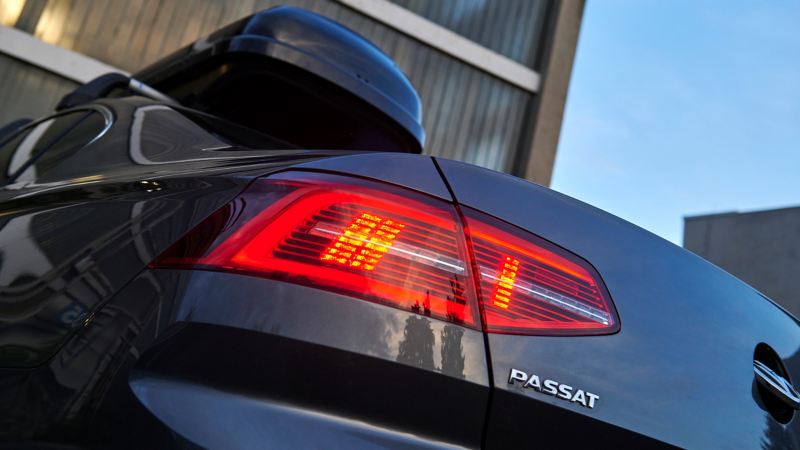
top-left (154, 172), bottom-right (480, 327)
top-left (463, 208), bottom-right (618, 335)
top-left (153, 171), bottom-right (619, 335)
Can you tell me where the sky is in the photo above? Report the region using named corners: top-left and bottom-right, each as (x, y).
top-left (551, 1), bottom-right (800, 245)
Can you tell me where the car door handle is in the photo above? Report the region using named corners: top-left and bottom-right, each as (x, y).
top-left (754, 360), bottom-right (800, 410)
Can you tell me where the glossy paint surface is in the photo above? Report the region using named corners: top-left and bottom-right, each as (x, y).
top-left (436, 157), bottom-right (800, 448)
top-left (0, 97), bottom-right (490, 448)
top-left (1, 93), bottom-right (799, 449)
top-left (290, 152), bottom-right (452, 201)
top-left (128, 270), bottom-right (489, 449)
top-left (0, 97), bottom-right (331, 370)
top-left (0, 96), bottom-right (329, 439)
top-left (130, 375), bottom-right (465, 450)
top-left (163, 271), bottom-right (488, 385)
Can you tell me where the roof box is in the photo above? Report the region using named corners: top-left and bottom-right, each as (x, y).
top-left (135, 6), bottom-right (424, 153)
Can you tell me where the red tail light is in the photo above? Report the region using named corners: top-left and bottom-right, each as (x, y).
top-left (153, 172), bottom-right (618, 335)
top-left (462, 208), bottom-right (619, 335)
top-left (154, 172), bottom-right (480, 327)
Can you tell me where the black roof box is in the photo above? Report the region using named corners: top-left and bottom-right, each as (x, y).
top-left (135, 6), bottom-right (424, 153)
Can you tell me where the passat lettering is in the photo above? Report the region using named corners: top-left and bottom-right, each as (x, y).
top-left (508, 368), bottom-right (599, 409)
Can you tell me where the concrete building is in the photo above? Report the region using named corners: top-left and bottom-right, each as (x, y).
top-left (684, 207), bottom-right (800, 318)
top-left (0, 0), bottom-right (584, 185)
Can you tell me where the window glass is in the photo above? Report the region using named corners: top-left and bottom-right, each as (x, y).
top-left (0, 110), bottom-right (107, 184)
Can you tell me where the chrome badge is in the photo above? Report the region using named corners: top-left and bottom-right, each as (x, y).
top-left (508, 368), bottom-right (599, 409)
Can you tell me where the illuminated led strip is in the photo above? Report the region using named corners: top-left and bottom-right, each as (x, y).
top-left (320, 213), bottom-right (404, 271)
top-left (491, 256), bottom-right (519, 309)
top-left (312, 226), bottom-right (466, 274)
top-left (481, 271), bottom-right (610, 324)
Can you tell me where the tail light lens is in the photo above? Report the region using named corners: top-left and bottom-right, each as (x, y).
top-left (463, 208), bottom-right (619, 335)
top-left (154, 172), bottom-right (480, 327)
top-left (153, 171), bottom-right (618, 335)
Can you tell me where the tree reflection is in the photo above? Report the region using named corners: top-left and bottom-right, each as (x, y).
top-left (440, 325), bottom-right (465, 379)
top-left (397, 315), bottom-right (435, 370)
top-left (761, 415), bottom-right (799, 450)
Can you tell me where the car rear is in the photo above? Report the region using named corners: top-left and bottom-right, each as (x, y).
top-left (0, 6), bottom-right (799, 450)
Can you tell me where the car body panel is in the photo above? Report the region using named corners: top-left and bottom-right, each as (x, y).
top-left (0, 174), bottom-right (244, 368)
top-left (0, 96), bottom-right (349, 370)
top-left (0, 16), bottom-right (796, 443)
top-left (119, 270), bottom-right (489, 449)
top-left (130, 375), bottom-right (464, 450)
top-left (435, 157), bottom-right (800, 448)
top-left (152, 271), bottom-right (488, 385)
top-left (2, 107), bottom-right (798, 448)
top-left (290, 153), bottom-right (452, 201)
top-left (0, 98), bottom-right (492, 448)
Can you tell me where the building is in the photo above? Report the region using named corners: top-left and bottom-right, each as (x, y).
top-left (0, 0), bottom-right (584, 185)
top-left (684, 206), bottom-right (800, 318)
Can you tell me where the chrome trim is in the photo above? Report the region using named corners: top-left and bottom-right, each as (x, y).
top-left (79, 104), bottom-right (114, 148)
top-left (754, 360), bottom-right (800, 410)
top-left (1, 104), bottom-right (114, 180)
top-left (128, 78), bottom-right (180, 107)
top-left (0, 104), bottom-right (112, 149)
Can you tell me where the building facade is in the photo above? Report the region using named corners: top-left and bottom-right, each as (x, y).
top-left (684, 207), bottom-right (800, 318)
top-left (0, 0), bottom-right (583, 185)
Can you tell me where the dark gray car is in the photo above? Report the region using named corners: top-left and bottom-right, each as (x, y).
top-left (0, 6), bottom-right (798, 450)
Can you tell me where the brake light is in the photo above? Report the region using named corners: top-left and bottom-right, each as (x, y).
top-left (153, 171), bottom-right (618, 335)
top-left (318, 212), bottom-right (404, 270)
top-left (463, 208), bottom-right (619, 335)
top-left (153, 172), bottom-right (480, 327)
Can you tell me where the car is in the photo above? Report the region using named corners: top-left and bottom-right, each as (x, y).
top-left (0, 6), bottom-right (798, 450)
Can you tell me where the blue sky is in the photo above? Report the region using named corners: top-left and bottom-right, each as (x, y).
top-left (551, 1), bottom-right (800, 244)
